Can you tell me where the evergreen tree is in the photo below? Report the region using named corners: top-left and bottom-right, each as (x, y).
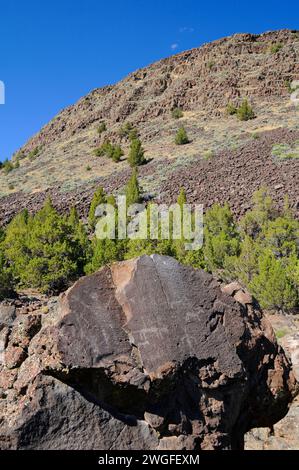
top-left (111, 145), bottom-right (124, 163)
top-left (175, 126), bottom-right (190, 145)
top-left (125, 239), bottom-right (156, 259)
top-left (259, 215), bottom-right (299, 259)
top-left (88, 187), bottom-right (107, 229)
top-left (236, 99), bottom-right (255, 121)
top-left (226, 102), bottom-right (237, 115)
top-left (85, 238), bottom-right (120, 274)
top-left (177, 187), bottom-right (187, 207)
top-left (94, 140), bottom-right (113, 157)
top-left (203, 203), bottom-right (240, 271)
top-left (172, 107), bottom-right (184, 119)
top-left (128, 138), bottom-right (146, 167)
top-left (2, 210), bottom-right (30, 283)
top-left (249, 250), bottom-right (297, 311)
top-left (3, 199), bottom-right (88, 293)
top-left (224, 235), bottom-right (260, 284)
top-left (22, 198), bottom-right (80, 292)
top-left (67, 207), bottom-right (91, 273)
top-left (240, 187), bottom-right (276, 239)
top-left (0, 250), bottom-right (14, 299)
top-left (125, 169), bottom-right (141, 206)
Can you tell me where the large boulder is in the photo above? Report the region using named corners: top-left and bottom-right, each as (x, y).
top-left (0, 255), bottom-right (297, 450)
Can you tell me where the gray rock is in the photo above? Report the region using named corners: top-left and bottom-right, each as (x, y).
top-left (0, 256), bottom-right (297, 450)
top-left (0, 305), bottom-right (16, 330)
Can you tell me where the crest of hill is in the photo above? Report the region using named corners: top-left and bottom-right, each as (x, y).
top-left (0, 29), bottom-right (299, 222)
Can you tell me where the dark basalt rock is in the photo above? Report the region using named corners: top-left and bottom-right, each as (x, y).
top-left (0, 255), bottom-right (297, 450)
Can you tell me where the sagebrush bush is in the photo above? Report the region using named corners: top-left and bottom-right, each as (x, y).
top-left (97, 122), bottom-right (106, 134)
top-left (172, 107), bottom-right (184, 119)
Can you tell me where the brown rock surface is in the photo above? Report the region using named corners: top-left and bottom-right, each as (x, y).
top-left (0, 255), bottom-right (296, 450)
top-left (245, 315), bottom-right (299, 450)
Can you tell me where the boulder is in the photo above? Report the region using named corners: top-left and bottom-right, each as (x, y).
top-left (0, 305), bottom-right (16, 330)
top-left (0, 255), bottom-right (297, 450)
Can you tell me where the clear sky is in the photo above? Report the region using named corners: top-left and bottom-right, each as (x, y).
top-left (0, 0), bottom-right (298, 161)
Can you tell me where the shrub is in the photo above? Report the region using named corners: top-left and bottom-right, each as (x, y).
top-left (172, 107), bottom-right (184, 119)
top-left (2, 200), bottom-right (88, 293)
top-left (111, 145), bottom-right (124, 162)
top-left (128, 138), bottom-right (146, 167)
top-left (94, 141), bottom-right (124, 162)
top-left (28, 147), bottom-right (40, 161)
top-left (175, 126), bottom-right (190, 145)
top-left (203, 149), bottom-right (214, 160)
top-left (269, 43), bottom-right (283, 54)
top-left (236, 99), bottom-right (255, 121)
top-left (93, 140), bottom-right (113, 157)
top-left (251, 132), bottom-right (260, 139)
top-left (97, 122), bottom-right (106, 134)
top-left (118, 122), bottom-right (138, 141)
top-left (1, 159), bottom-right (14, 174)
top-left (226, 102), bottom-right (237, 115)
top-left (249, 250), bottom-right (297, 311)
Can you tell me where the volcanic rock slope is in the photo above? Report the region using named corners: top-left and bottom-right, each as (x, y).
top-left (0, 256), bottom-right (297, 450)
top-left (0, 29), bottom-right (299, 224)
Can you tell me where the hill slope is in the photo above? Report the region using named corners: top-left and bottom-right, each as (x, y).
top-left (0, 29), bottom-right (299, 223)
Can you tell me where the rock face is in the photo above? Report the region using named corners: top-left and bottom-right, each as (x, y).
top-left (0, 255), bottom-right (297, 450)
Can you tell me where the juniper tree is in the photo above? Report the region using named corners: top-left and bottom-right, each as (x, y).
top-left (88, 187), bottom-right (107, 229)
top-left (175, 126), bottom-right (189, 145)
top-left (128, 138), bottom-right (146, 167)
top-left (0, 250), bottom-right (14, 299)
top-left (249, 250), bottom-right (297, 311)
top-left (125, 169), bottom-right (141, 205)
top-left (236, 99), bottom-right (255, 121)
top-left (203, 203), bottom-right (240, 271)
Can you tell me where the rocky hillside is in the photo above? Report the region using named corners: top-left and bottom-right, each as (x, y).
top-left (0, 29), bottom-right (299, 224)
top-left (0, 256), bottom-right (296, 450)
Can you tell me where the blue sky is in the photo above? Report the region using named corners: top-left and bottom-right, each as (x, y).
top-left (0, 0), bottom-right (298, 161)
